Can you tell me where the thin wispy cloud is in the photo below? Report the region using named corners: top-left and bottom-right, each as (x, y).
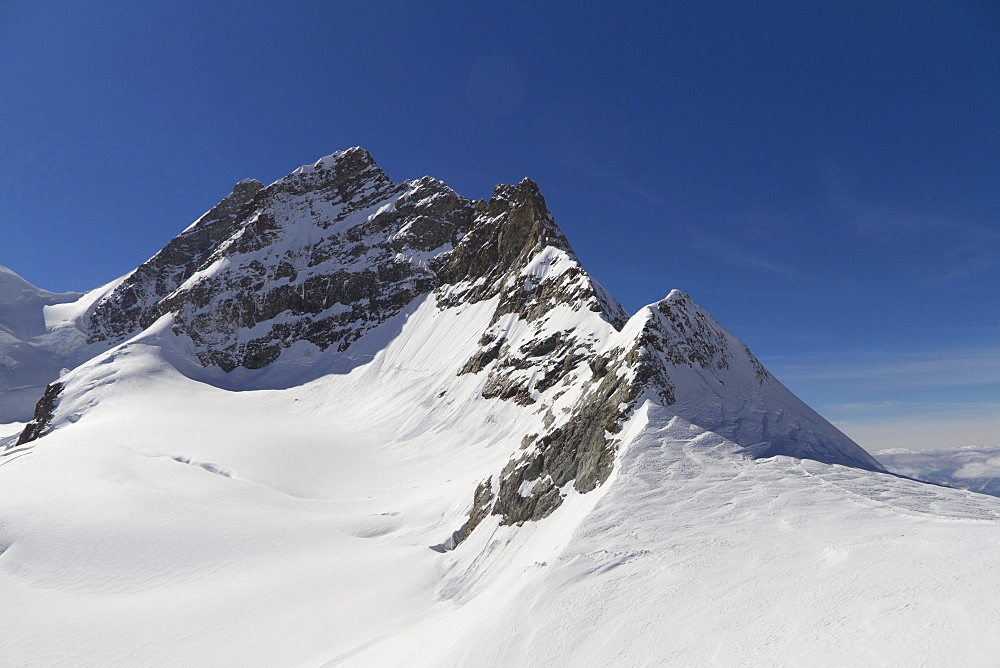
top-left (826, 173), bottom-right (998, 242)
top-left (822, 400), bottom-right (1000, 426)
top-left (564, 157), bottom-right (798, 279)
top-left (561, 157), bottom-right (669, 210)
top-left (770, 346), bottom-right (1000, 389)
top-left (825, 174), bottom-right (1000, 286)
top-left (690, 231), bottom-right (796, 278)
top-left (876, 445), bottom-right (1000, 496)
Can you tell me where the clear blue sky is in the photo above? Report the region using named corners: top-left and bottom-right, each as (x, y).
top-left (2, 1), bottom-right (997, 450)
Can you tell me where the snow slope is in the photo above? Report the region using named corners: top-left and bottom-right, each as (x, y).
top-left (2, 148), bottom-right (998, 665)
top-left (352, 406), bottom-right (1000, 666)
top-left (3, 299), bottom-right (998, 666)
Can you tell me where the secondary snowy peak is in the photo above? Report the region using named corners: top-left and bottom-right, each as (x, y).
top-left (451, 288), bottom-right (883, 540)
top-left (626, 291), bottom-right (885, 471)
top-left (0, 266), bottom-right (81, 335)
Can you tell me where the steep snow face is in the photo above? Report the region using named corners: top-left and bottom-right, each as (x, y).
top-left (628, 290), bottom-right (885, 471)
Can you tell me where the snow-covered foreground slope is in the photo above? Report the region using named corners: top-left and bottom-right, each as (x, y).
top-left (3, 300), bottom-right (999, 665)
top-left (357, 406), bottom-right (1000, 666)
top-left (3, 148), bottom-right (997, 665)
top-left (3, 350), bottom-right (998, 665)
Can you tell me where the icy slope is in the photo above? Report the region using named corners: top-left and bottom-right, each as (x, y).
top-left (0, 291), bottom-right (590, 664)
top-left (354, 403), bottom-right (1000, 666)
top-left (3, 362), bottom-right (998, 665)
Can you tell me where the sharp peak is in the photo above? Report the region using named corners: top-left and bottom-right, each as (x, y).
top-left (663, 288), bottom-right (690, 303)
top-left (406, 175), bottom-right (453, 190)
top-left (487, 177), bottom-right (553, 222)
top-left (634, 289), bottom-right (723, 333)
top-left (228, 178), bottom-right (264, 198)
top-left (289, 146), bottom-right (378, 176)
top-left (491, 176), bottom-right (542, 198)
top-left (641, 289), bottom-right (698, 312)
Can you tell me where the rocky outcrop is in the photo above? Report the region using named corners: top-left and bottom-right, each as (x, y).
top-left (435, 178), bottom-right (626, 327)
top-left (451, 288), bottom-right (884, 541)
top-left (14, 381), bottom-right (63, 447)
top-left (85, 149), bottom-right (469, 370)
top-left (459, 315), bottom-right (679, 533)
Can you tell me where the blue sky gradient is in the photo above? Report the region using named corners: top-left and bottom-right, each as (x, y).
top-left (2, 1), bottom-right (997, 449)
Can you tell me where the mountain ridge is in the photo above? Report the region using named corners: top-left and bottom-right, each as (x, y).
top-left (5, 147), bottom-right (883, 541)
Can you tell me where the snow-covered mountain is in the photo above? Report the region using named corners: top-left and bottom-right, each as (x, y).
top-left (2, 148), bottom-right (998, 665)
top-left (0, 265), bottom-right (94, 424)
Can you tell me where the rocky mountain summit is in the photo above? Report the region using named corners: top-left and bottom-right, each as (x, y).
top-left (5, 147), bottom-right (883, 542)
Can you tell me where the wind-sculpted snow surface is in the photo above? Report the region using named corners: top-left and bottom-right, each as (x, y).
top-left (4, 148), bottom-right (991, 665)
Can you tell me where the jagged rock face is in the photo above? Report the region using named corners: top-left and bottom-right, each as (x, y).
top-left (435, 179), bottom-right (625, 325)
top-left (84, 149), bottom-right (625, 375)
top-left (86, 149), bottom-right (463, 369)
top-left (457, 288), bottom-right (884, 536)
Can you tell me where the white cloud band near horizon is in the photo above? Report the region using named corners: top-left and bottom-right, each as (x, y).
top-left (763, 346), bottom-right (999, 452)
top-left (768, 346), bottom-right (1000, 389)
top-left (836, 413), bottom-right (1000, 453)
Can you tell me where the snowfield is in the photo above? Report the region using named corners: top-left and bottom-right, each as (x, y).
top-left (2, 297), bottom-right (998, 666)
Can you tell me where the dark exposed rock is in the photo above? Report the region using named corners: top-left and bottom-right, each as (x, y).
top-left (86, 149), bottom-right (627, 379)
top-left (433, 179), bottom-right (626, 329)
top-left (14, 382), bottom-right (64, 447)
top-left (458, 334), bottom-right (506, 375)
top-left (83, 149), bottom-right (485, 371)
top-left (87, 178), bottom-right (263, 343)
top-left (438, 477), bottom-right (495, 550)
top-left (651, 293), bottom-right (731, 372)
